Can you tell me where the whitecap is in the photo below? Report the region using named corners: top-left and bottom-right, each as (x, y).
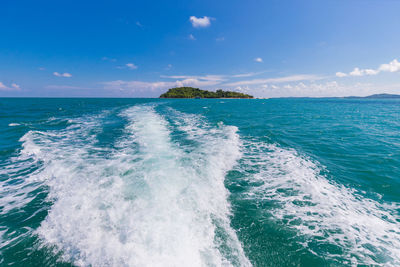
top-left (238, 141), bottom-right (400, 266)
top-left (26, 104), bottom-right (251, 266)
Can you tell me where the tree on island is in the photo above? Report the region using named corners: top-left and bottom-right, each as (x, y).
top-left (159, 87), bottom-right (253, 98)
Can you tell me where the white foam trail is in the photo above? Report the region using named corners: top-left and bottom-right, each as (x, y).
top-left (0, 112), bottom-right (104, 215)
top-left (0, 111), bottom-right (108, 252)
top-left (239, 141), bottom-right (400, 266)
top-left (164, 107), bottom-right (250, 265)
top-left (8, 123), bottom-right (20, 127)
top-left (20, 105), bottom-right (251, 266)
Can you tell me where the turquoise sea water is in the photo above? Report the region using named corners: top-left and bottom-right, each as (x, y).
top-left (1, 98), bottom-right (400, 266)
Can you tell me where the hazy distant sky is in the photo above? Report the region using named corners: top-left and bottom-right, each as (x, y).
top-left (1, 0), bottom-right (400, 97)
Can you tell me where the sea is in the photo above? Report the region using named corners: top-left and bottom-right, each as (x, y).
top-left (1, 98), bottom-right (400, 266)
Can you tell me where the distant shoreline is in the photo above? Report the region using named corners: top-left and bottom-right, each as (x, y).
top-left (272, 93), bottom-right (400, 99)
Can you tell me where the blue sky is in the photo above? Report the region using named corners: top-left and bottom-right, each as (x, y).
top-left (1, 0), bottom-right (400, 97)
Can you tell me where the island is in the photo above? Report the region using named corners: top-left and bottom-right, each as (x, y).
top-left (364, 93), bottom-right (400, 99)
top-left (159, 87), bottom-right (253, 98)
top-left (344, 93), bottom-right (400, 99)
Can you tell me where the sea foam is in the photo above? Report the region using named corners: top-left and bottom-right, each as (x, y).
top-left (15, 105), bottom-right (251, 266)
top-left (238, 141), bottom-right (400, 266)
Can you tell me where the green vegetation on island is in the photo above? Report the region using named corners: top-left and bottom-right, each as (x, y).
top-left (159, 87), bottom-right (253, 98)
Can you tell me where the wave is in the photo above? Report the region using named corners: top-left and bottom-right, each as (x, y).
top-left (6, 104), bottom-right (250, 266)
top-left (237, 140), bottom-right (400, 266)
top-left (4, 102), bottom-right (399, 266)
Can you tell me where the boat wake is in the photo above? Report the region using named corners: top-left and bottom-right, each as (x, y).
top-left (4, 104), bottom-right (250, 266)
top-left (236, 140), bottom-right (400, 266)
top-left (2, 103), bottom-right (400, 266)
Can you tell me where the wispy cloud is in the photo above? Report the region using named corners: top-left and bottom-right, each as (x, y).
top-left (189, 16), bottom-right (212, 28)
top-left (254, 57), bottom-right (263, 63)
top-left (231, 71), bottom-right (268, 78)
top-left (126, 63), bottom-right (138, 70)
top-left (104, 74), bottom-right (225, 93)
top-left (103, 72), bottom-right (325, 96)
top-left (335, 72), bottom-right (347, 78)
top-left (0, 82), bottom-right (7, 89)
top-left (336, 59), bottom-right (400, 77)
top-left (216, 37), bottom-right (225, 42)
top-left (102, 57), bottom-right (117, 62)
top-left (161, 74), bottom-right (225, 82)
top-left (263, 80), bottom-right (400, 98)
top-left (188, 34), bottom-right (196, 40)
top-left (136, 21), bottom-right (143, 28)
top-left (53, 72), bottom-right (72, 78)
top-left (117, 63), bottom-right (138, 70)
top-left (45, 85), bottom-right (89, 90)
top-left (162, 72), bottom-right (266, 80)
top-left (224, 74), bottom-right (322, 87)
top-left (0, 82), bottom-right (21, 91)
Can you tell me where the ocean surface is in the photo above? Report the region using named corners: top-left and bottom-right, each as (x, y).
top-left (1, 98), bottom-right (400, 266)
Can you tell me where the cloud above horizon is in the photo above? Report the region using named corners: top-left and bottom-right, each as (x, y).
top-left (126, 63), bottom-right (138, 70)
top-left (116, 63), bottom-right (138, 70)
top-left (53, 72), bottom-right (72, 78)
top-left (102, 73), bottom-right (326, 96)
top-left (103, 76), bottom-right (223, 94)
top-left (336, 59), bottom-right (400, 77)
top-left (189, 16), bottom-right (212, 28)
top-left (0, 82), bottom-right (21, 91)
top-left (188, 34), bottom-right (196, 40)
top-left (224, 74), bottom-right (323, 87)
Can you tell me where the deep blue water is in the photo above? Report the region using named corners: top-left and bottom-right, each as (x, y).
top-left (1, 98), bottom-right (400, 266)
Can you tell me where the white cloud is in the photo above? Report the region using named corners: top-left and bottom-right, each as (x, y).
top-left (216, 37), bottom-right (225, 42)
top-left (126, 63), bottom-right (138, 70)
top-left (252, 79), bottom-right (400, 98)
top-left (254, 57), bottom-right (263, 63)
top-left (161, 74), bottom-right (225, 82)
top-left (0, 82), bottom-right (21, 91)
top-left (11, 83), bottom-right (20, 90)
top-left (297, 82), bottom-right (306, 89)
top-left (349, 67), bottom-right (363, 77)
top-left (165, 64), bottom-right (173, 70)
top-left (365, 69), bottom-right (379, 75)
top-left (116, 63), bottom-right (138, 70)
top-left (349, 67), bottom-right (380, 77)
top-left (103, 74), bottom-right (228, 93)
top-left (103, 77), bottom-right (220, 93)
top-left (53, 72), bottom-right (72, 78)
top-left (189, 16), bottom-right (212, 28)
top-left (231, 71), bottom-right (266, 78)
top-left (136, 21), bottom-right (143, 28)
top-left (224, 74), bottom-right (322, 87)
top-left (235, 86), bottom-right (250, 93)
top-left (45, 85), bottom-right (88, 90)
top-left (337, 58), bottom-right (400, 78)
top-left (379, 59), bottom-right (400, 72)
top-left (336, 72), bottom-right (347, 77)
top-left (163, 72), bottom-right (266, 81)
top-left (188, 34), bottom-right (196, 40)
